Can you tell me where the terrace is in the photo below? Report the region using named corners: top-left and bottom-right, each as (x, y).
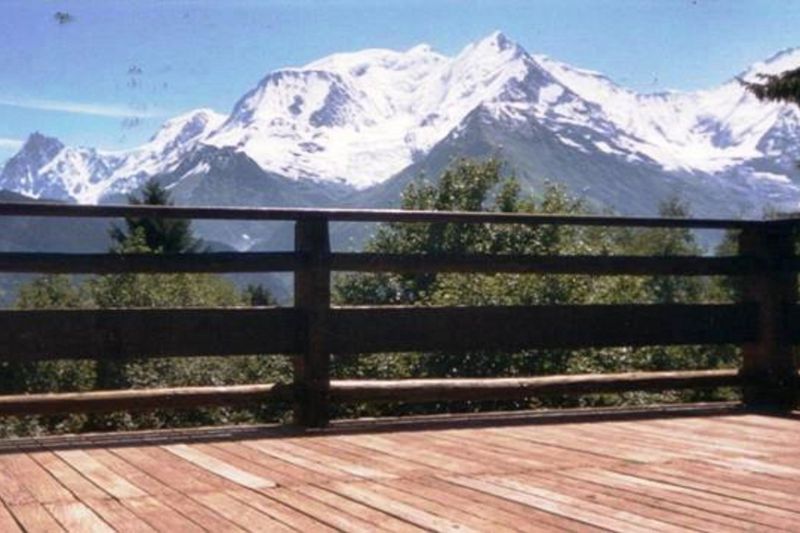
top-left (0, 202), bottom-right (797, 531)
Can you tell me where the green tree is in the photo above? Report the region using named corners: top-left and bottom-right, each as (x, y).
top-left (633, 196), bottom-right (706, 304)
top-left (243, 284), bottom-right (277, 306)
top-left (7, 180), bottom-right (287, 434)
top-left (110, 178), bottom-right (203, 253)
top-left (336, 159), bottom-right (636, 384)
top-left (743, 67), bottom-right (800, 107)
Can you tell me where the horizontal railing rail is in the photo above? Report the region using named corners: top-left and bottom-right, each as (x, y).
top-left (0, 202), bottom-right (797, 427)
top-left (0, 252), bottom-right (777, 275)
top-left (0, 201), bottom-right (773, 228)
top-left (0, 304), bottom-right (761, 360)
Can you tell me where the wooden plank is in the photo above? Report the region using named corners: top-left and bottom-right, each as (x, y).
top-left (0, 383), bottom-right (292, 416)
top-left (190, 491), bottom-right (294, 532)
top-left (293, 217), bottom-right (332, 428)
top-left (291, 437), bottom-right (425, 478)
top-left (202, 442), bottom-right (321, 486)
top-left (479, 424), bottom-right (654, 464)
top-left (332, 252), bottom-right (757, 276)
top-left (110, 446), bottom-right (232, 494)
top-left (332, 434), bottom-right (485, 475)
top-left (0, 462), bottom-right (38, 506)
top-left (46, 501), bottom-right (114, 533)
top-left (240, 439), bottom-right (354, 481)
top-left (121, 496), bottom-right (205, 533)
top-left (159, 492), bottom-right (247, 533)
top-left (99, 447), bottom-right (245, 532)
top-left (704, 456), bottom-right (800, 477)
top-left (162, 444), bottom-right (277, 489)
top-left (527, 470), bottom-right (756, 532)
top-left (658, 459), bottom-right (800, 496)
top-left (80, 499), bottom-right (156, 533)
top-left (8, 502), bottom-right (64, 532)
top-left (0, 503), bottom-right (22, 533)
top-left (241, 438), bottom-right (392, 479)
top-left (330, 304), bottom-right (757, 353)
top-left (329, 370), bottom-right (741, 403)
top-left (325, 481), bottom-right (478, 532)
top-left (440, 427), bottom-right (621, 470)
top-left (441, 429), bottom-right (586, 471)
top-left (54, 450), bottom-right (147, 500)
top-left (485, 474), bottom-right (690, 533)
top-left (0, 201), bottom-right (760, 229)
top-left (29, 451), bottom-right (110, 501)
top-left (498, 473), bottom-right (695, 533)
top-left (445, 475), bottom-right (656, 533)
top-left (86, 449), bottom-right (174, 496)
top-left (492, 424), bottom-right (681, 463)
top-left (0, 454), bottom-right (75, 504)
top-left (551, 470), bottom-right (769, 532)
top-left (619, 463), bottom-right (800, 511)
top-left (226, 489), bottom-right (339, 533)
top-left (359, 480), bottom-right (520, 533)
top-left (385, 478), bottom-right (564, 533)
top-left (295, 485), bottom-right (425, 533)
top-left (382, 430), bottom-right (552, 473)
top-left (0, 307), bottom-right (301, 361)
top-left (205, 438), bottom-right (357, 485)
top-left (597, 419), bottom-right (773, 457)
top-left (563, 468), bottom-right (800, 530)
top-left (416, 476), bottom-right (605, 532)
top-left (251, 488), bottom-right (380, 532)
top-left (0, 251), bottom-right (299, 274)
top-left (649, 417), bottom-right (793, 452)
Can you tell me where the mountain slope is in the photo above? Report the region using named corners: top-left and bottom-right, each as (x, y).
top-left (2, 33), bottom-right (800, 226)
top-left (0, 109), bottom-right (226, 203)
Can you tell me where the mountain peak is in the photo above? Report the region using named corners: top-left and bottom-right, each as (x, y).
top-left (486, 30), bottom-right (513, 49)
top-left (467, 31), bottom-right (525, 57)
top-left (148, 108), bottom-right (225, 148)
top-left (741, 47), bottom-right (800, 81)
top-left (451, 31), bottom-right (530, 75)
top-left (22, 132), bottom-right (64, 154)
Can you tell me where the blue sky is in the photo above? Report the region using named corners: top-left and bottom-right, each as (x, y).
top-left (1, 0), bottom-right (799, 162)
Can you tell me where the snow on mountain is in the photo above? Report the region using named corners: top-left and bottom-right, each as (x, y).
top-left (0, 109), bottom-right (225, 203)
top-left (534, 49), bottom-right (800, 178)
top-left (206, 31), bottom-right (595, 188)
top-left (2, 32), bottom-right (800, 210)
top-left (207, 33), bottom-right (800, 193)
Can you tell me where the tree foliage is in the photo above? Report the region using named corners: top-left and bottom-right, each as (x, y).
top-left (3, 183), bottom-right (283, 435)
top-left (334, 158), bottom-right (739, 416)
top-left (6, 158), bottom-right (740, 432)
top-left (110, 179), bottom-right (203, 253)
top-left (743, 67), bottom-right (800, 107)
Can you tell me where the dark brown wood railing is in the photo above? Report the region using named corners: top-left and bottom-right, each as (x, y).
top-left (0, 203), bottom-right (797, 428)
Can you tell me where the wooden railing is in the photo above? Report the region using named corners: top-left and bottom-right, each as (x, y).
top-left (0, 203), bottom-right (797, 428)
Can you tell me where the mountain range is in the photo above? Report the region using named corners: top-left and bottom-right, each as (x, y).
top-left (3, 32), bottom-right (800, 252)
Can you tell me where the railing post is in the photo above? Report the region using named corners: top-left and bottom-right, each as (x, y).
top-left (293, 217), bottom-right (331, 428)
top-left (739, 223), bottom-right (797, 409)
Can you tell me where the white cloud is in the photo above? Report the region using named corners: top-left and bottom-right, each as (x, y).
top-left (0, 97), bottom-right (168, 118)
top-left (0, 137), bottom-right (23, 150)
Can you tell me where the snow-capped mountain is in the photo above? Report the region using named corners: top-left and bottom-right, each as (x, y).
top-left (3, 32), bottom-right (800, 219)
top-left (205, 31), bottom-right (625, 188)
top-left (0, 109), bottom-right (225, 203)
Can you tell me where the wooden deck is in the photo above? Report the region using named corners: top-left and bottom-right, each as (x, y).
top-left (0, 408), bottom-right (799, 532)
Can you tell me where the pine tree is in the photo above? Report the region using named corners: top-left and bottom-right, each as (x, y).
top-left (743, 67), bottom-right (800, 106)
top-left (110, 179), bottom-right (202, 254)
